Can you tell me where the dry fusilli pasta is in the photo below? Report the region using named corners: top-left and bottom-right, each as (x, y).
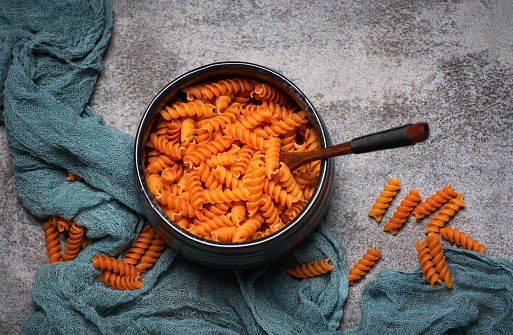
top-left (287, 258), bottom-right (334, 278)
top-left (383, 189), bottom-right (421, 235)
top-left (412, 185), bottom-right (457, 219)
top-left (425, 193), bottom-right (465, 233)
top-left (368, 178), bottom-right (401, 222)
top-left (440, 227), bottom-right (485, 254)
top-left (348, 246), bottom-right (382, 285)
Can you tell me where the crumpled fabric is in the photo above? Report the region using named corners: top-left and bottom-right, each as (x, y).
top-left (1, 1), bottom-right (512, 334)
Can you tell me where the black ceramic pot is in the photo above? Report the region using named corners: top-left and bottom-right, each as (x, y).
top-left (134, 61), bottom-right (335, 269)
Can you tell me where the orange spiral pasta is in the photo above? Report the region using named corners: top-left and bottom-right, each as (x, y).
top-left (166, 118), bottom-right (181, 143)
top-left (161, 165), bottom-right (182, 184)
top-left (100, 270), bottom-right (144, 291)
top-left (263, 178), bottom-right (297, 209)
top-left (208, 226), bottom-right (237, 242)
top-left (144, 77), bottom-right (322, 243)
top-left (137, 234), bottom-right (166, 272)
top-left (66, 171), bottom-right (83, 182)
top-left (156, 190), bottom-right (198, 219)
top-left (150, 133), bottom-right (183, 159)
top-left (259, 194), bottom-right (283, 227)
top-left (425, 193), bottom-right (465, 233)
top-left (180, 117), bottom-right (195, 145)
top-left (62, 222), bottom-right (84, 261)
top-left (183, 135), bottom-right (233, 168)
top-left (146, 154), bottom-right (177, 174)
top-left (183, 84), bottom-right (204, 101)
top-left (265, 137), bottom-right (281, 178)
top-left (231, 145), bottom-right (254, 178)
top-left (368, 178), bottom-right (401, 222)
top-left (57, 217), bottom-right (73, 232)
top-left (198, 105), bottom-right (240, 133)
top-left (415, 239), bottom-right (442, 287)
top-left (440, 227), bottom-right (485, 254)
top-left (243, 153), bottom-right (266, 217)
top-left (92, 255), bottom-right (141, 277)
top-left (412, 185), bottom-right (458, 219)
top-left (224, 122), bottom-right (269, 152)
top-left (123, 226), bottom-right (156, 265)
top-left (190, 214), bottom-right (233, 237)
top-left (206, 151), bottom-right (238, 169)
top-left (287, 258), bottom-right (334, 279)
top-left (240, 104), bottom-right (272, 129)
top-left (383, 189), bottom-right (421, 235)
top-left (200, 78), bottom-right (257, 100)
top-left (274, 164), bottom-right (303, 203)
top-left (215, 94), bottom-right (233, 111)
top-left (160, 100), bottom-right (215, 120)
top-left (251, 83), bottom-right (288, 106)
top-left (348, 246), bottom-right (382, 285)
top-left (213, 165), bottom-right (243, 189)
top-left (230, 201), bottom-right (246, 226)
top-left (185, 170), bottom-right (207, 208)
top-left (43, 219), bottom-right (62, 263)
top-left (232, 215), bottom-right (264, 242)
top-left (426, 232), bottom-right (454, 288)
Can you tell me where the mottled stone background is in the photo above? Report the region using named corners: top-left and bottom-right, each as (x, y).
top-left (1, 0), bottom-right (512, 333)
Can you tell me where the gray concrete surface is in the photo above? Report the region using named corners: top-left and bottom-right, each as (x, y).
top-left (2, 0), bottom-right (513, 333)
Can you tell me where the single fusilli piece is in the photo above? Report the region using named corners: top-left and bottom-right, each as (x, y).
top-left (411, 185), bottom-right (458, 219)
top-left (123, 226), bottom-right (156, 265)
top-left (66, 171), bottom-right (83, 182)
top-left (383, 189), bottom-right (421, 235)
top-left (426, 232), bottom-right (454, 288)
top-left (183, 135), bottom-right (234, 168)
top-left (232, 215), bottom-right (264, 242)
top-left (251, 83), bottom-right (288, 106)
top-left (43, 219), bottom-right (62, 263)
top-left (150, 133), bottom-right (183, 159)
top-left (208, 226), bottom-right (237, 242)
top-left (100, 270), bottom-right (144, 291)
top-left (56, 217), bottom-right (73, 232)
top-left (190, 214), bottom-right (233, 237)
top-left (62, 222), bottom-right (84, 261)
top-left (202, 186), bottom-right (250, 205)
top-left (243, 153), bottom-right (266, 217)
top-left (368, 178), bottom-right (401, 222)
top-left (92, 255), bottom-right (141, 277)
top-left (415, 238), bottom-right (442, 287)
top-left (166, 118), bottom-right (181, 143)
top-left (200, 78), bottom-right (258, 100)
top-left (425, 193), bottom-right (465, 233)
top-left (185, 170), bottom-right (207, 208)
top-left (287, 258), bottom-right (334, 279)
top-left (160, 100), bottom-right (215, 120)
top-left (197, 104), bottom-right (240, 133)
top-left (348, 246), bottom-right (382, 285)
top-left (440, 227), bottom-right (485, 254)
top-left (230, 145), bottom-right (254, 178)
top-left (180, 116), bottom-right (195, 145)
top-left (259, 194), bottom-right (284, 227)
top-left (146, 154), bottom-right (176, 174)
top-left (224, 122), bottom-right (269, 152)
top-left (137, 234), bottom-right (166, 272)
top-left (265, 137), bottom-right (281, 178)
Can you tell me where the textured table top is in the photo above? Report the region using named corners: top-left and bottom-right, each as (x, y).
top-left (2, 0), bottom-right (513, 332)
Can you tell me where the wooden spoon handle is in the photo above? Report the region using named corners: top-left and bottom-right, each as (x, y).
top-left (282, 123), bottom-right (429, 171)
top-left (350, 122), bottom-right (429, 154)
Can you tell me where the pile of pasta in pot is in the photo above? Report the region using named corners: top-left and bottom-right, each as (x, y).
top-left (144, 78), bottom-right (321, 243)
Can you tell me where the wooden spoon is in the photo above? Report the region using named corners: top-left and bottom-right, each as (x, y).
top-left (280, 123), bottom-right (429, 171)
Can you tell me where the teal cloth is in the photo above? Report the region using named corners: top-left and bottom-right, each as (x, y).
top-left (1, 1), bottom-right (512, 334)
